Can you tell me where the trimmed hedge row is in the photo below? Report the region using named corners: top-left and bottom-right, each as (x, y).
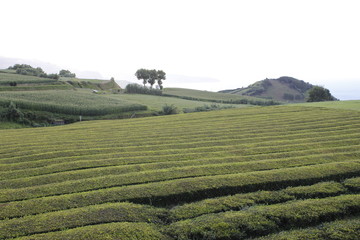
top-left (343, 177), bottom-right (360, 191)
top-left (14, 222), bottom-right (169, 240)
top-left (254, 216), bottom-right (360, 240)
top-left (2, 124), bottom-right (359, 159)
top-left (167, 194), bottom-right (360, 240)
top-left (2, 149), bottom-right (359, 190)
top-left (1, 161), bottom-right (359, 219)
top-left (2, 130), bottom-right (359, 166)
top-left (2, 153), bottom-right (359, 202)
top-left (169, 181), bottom-right (348, 221)
top-left (0, 202), bottom-right (166, 239)
top-left (2, 144), bottom-right (359, 182)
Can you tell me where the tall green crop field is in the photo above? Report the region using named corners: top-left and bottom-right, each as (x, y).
top-left (0, 90), bottom-right (147, 116)
top-left (0, 106), bottom-right (359, 239)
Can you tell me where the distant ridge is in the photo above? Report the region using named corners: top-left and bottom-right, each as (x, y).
top-left (220, 76), bottom-right (318, 102)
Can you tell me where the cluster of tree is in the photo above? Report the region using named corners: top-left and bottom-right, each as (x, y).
top-left (8, 64), bottom-right (78, 80)
top-left (135, 69), bottom-right (166, 89)
top-left (59, 69), bottom-right (76, 78)
top-left (307, 86), bottom-right (337, 102)
top-left (8, 64), bottom-right (59, 80)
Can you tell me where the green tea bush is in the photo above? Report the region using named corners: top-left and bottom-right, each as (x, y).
top-left (167, 194), bottom-right (360, 240)
top-left (0, 202), bottom-right (166, 239)
top-left (14, 222), bottom-right (169, 240)
top-left (255, 217), bottom-right (360, 240)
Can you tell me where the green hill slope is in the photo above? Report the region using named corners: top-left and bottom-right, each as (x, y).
top-left (164, 87), bottom-right (279, 105)
top-left (0, 70), bottom-right (122, 92)
top-left (294, 100), bottom-right (360, 111)
top-left (220, 76), bottom-right (336, 102)
top-left (1, 106), bottom-right (359, 239)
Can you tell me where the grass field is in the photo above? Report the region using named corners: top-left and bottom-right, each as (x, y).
top-left (163, 88), bottom-right (279, 105)
top-left (106, 93), bottom-right (246, 112)
top-left (0, 105), bottom-right (359, 239)
top-left (295, 100), bottom-right (360, 111)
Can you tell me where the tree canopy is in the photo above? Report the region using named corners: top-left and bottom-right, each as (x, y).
top-left (135, 69), bottom-right (166, 89)
top-left (59, 69), bottom-right (76, 78)
top-left (307, 86), bottom-right (336, 102)
top-left (7, 64), bottom-right (59, 80)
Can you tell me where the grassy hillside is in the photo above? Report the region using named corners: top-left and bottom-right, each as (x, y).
top-left (0, 71), bottom-right (71, 91)
top-left (220, 77), bottom-right (317, 102)
top-left (163, 88), bottom-right (279, 105)
top-left (294, 100), bottom-right (360, 111)
top-left (1, 106), bottom-right (359, 239)
top-left (0, 70), bottom-right (122, 92)
top-left (106, 93), bottom-right (247, 112)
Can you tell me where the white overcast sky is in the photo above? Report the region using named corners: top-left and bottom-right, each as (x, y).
top-left (1, 0), bottom-right (359, 99)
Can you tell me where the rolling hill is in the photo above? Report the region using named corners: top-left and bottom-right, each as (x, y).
top-left (0, 105), bottom-right (359, 239)
top-left (220, 76), bottom-right (336, 102)
top-left (0, 69), bottom-right (279, 127)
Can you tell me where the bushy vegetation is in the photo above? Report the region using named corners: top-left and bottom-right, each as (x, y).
top-left (125, 83), bottom-right (163, 95)
top-left (255, 217), bottom-right (360, 240)
top-left (7, 64), bottom-right (59, 80)
top-left (0, 90), bottom-right (147, 117)
top-left (163, 88), bottom-right (279, 106)
top-left (307, 86), bottom-right (337, 102)
top-left (0, 106), bottom-right (359, 239)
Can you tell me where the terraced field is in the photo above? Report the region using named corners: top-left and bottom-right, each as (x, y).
top-left (1, 106), bottom-right (359, 239)
top-left (0, 72), bottom-right (71, 91)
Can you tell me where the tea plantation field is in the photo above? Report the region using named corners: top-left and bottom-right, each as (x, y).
top-left (1, 106), bottom-right (359, 239)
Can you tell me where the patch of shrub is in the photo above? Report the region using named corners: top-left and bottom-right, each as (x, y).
top-left (161, 104), bottom-right (178, 115)
top-left (125, 83), bottom-right (162, 95)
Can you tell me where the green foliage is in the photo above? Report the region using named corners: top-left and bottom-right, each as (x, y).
top-left (7, 64), bottom-right (59, 80)
top-left (255, 217), bottom-right (360, 240)
top-left (135, 68), bottom-right (166, 88)
top-left (59, 69), bottom-right (76, 78)
top-left (1, 106), bottom-right (360, 239)
top-left (183, 104), bottom-right (234, 113)
top-left (125, 83), bottom-right (163, 95)
top-left (167, 194), bottom-right (360, 239)
top-left (163, 88), bottom-right (280, 106)
top-left (343, 177), bottom-right (360, 191)
top-left (161, 104), bottom-right (178, 115)
top-left (0, 202), bottom-right (166, 239)
top-left (307, 86), bottom-right (336, 102)
top-left (0, 90), bottom-right (147, 116)
top-left (1, 101), bottom-right (24, 122)
top-left (296, 100), bottom-right (360, 111)
top-left (169, 181), bottom-right (348, 221)
top-left (14, 222), bottom-right (169, 240)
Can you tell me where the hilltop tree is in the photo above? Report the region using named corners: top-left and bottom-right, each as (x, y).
top-left (135, 68), bottom-right (150, 87)
top-left (59, 69), bottom-right (76, 78)
top-left (135, 69), bottom-right (166, 89)
top-left (147, 69), bottom-right (158, 88)
top-left (156, 70), bottom-right (166, 90)
top-left (307, 86), bottom-right (336, 102)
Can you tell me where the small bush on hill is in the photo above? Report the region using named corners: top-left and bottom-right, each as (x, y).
top-left (161, 104), bottom-right (178, 115)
